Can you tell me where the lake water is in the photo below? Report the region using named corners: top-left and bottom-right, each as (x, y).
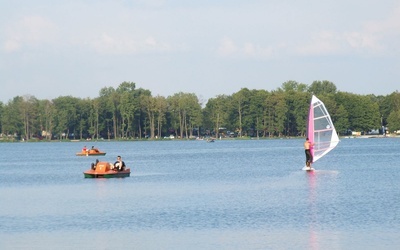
top-left (0, 138), bottom-right (399, 250)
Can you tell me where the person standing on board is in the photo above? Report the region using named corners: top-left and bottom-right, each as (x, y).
top-left (304, 138), bottom-right (314, 167)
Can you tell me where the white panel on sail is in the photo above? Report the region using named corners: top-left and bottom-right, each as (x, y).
top-left (311, 95), bottom-right (339, 163)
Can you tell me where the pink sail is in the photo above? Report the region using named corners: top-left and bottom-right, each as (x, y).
top-left (307, 97), bottom-right (315, 160)
top-left (307, 95), bottom-right (339, 164)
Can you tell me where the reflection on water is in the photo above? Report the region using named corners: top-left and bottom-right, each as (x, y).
top-left (307, 171), bottom-right (318, 250)
top-left (1, 138), bottom-right (400, 249)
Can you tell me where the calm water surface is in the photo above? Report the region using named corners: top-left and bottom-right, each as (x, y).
top-left (0, 138), bottom-right (400, 250)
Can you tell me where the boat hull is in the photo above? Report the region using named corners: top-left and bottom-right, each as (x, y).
top-left (76, 152), bottom-right (106, 156)
top-left (83, 161), bottom-right (130, 178)
top-left (84, 169), bottom-right (131, 178)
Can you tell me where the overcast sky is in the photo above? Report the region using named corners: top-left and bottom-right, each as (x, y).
top-left (1, 0), bottom-right (399, 103)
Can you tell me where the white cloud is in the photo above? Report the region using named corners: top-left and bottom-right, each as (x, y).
top-left (215, 5), bottom-right (400, 59)
top-left (217, 37), bottom-right (238, 56)
top-left (217, 37), bottom-right (275, 59)
top-left (366, 5), bottom-right (400, 34)
top-left (295, 31), bottom-right (342, 56)
top-left (135, 0), bottom-right (166, 8)
top-left (344, 31), bottom-right (382, 53)
top-left (88, 33), bottom-right (171, 55)
top-left (296, 30), bottom-right (387, 57)
top-left (243, 43), bottom-right (256, 56)
top-left (2, 15), bottom-right (58, 52)
top-left (295, 3), bottom-right (400, 57)
top-left (3, 40), bottom-right (20, 52)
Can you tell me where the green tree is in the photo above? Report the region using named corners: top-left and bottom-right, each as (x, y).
top-left (142, 95), bottom-right (157, 139)
top-left (0, 101), bottom-right (3, 135)
top-left (167, 92), bottom-right (202, 139)
top-left (135, 88), bottom-right (152, 139)
top-left (277, 82), bottom-right (309, 136)
top-left (88, 98), bottom-right (101, 140)
top-left (37, 99), bottom-right (55, 140)
top-left (76, 98), bottom-right (91, 139)
top-left (381, 91), bottom-right (400, 129)
top-left (231, 88), bottom-right (252, 137)
top-left (203, 95), bottom-right (230, 138)
top-left (334, 104), bottom-right (350, 135)
top-left (20, 95), bottom-right (39, 140)
top-left (335, 92), bottom-right (380, 133)
top-left (358, 95), bottom-right (381, 132)
top-left (279, 80), bottom-right (308, 92)
top-left (154, 95), bottom-right (168, 138)
top-left (53, 96), bottom-right (79, 140)
top-left (1, 97), bottom-right (24, 139)
top-left (264, 91), bottom-right (287, 137)
top-left (117, 82), bottom-right (137, 138)
top-left (249, 89), bottom-right (268, 138)
top-left (184, 93), bottom-right (202, 138)
top-left (292, 92), bottom-right (310, 136)
top-left (387, 110), bottom-right (400, 132)
top-left (99, 87), bottom-right (119, 139)
top-left (308, 80), bottom-right (337, 95)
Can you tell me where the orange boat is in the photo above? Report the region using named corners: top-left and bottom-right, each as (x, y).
top-left (76, 148), bottom-right (106, 156)
top-left (83, 161), bottom-right (130, 178)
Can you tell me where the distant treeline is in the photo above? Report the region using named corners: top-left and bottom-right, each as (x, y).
top-left (0, 80), bottom-right (399, 141)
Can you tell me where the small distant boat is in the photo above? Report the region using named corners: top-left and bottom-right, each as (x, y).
top-left (206, 138), bottom-right (215, 142)
top-left (83, 161), bottom-right (130, 178)
top-left (76, 148), bottom-right (106, 156)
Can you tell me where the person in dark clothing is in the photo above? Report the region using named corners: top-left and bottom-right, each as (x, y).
top-left (91, 159), bottom-right (99, 170)
top-left (114, 155), bottom-right (126, 171)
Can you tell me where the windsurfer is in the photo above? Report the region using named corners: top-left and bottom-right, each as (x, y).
top-left (304, 138), bottom-right (314, 167)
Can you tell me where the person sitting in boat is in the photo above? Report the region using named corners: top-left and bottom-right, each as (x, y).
top-left (90, 146), bottom-right (99, 153)
top-left (113, 155), bottom-right (126, 171)
top-left (304, 137), bottom-right (314, 167)
top-left (82, 145), bottom-right (88, 152)
top-left (91, 159), bottom-right (99, 170)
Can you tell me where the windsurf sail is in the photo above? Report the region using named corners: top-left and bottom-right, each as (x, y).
top-left (307, 95), bottom-right (339, 163)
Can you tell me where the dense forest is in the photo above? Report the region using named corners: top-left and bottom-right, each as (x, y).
top-left (1, 80), bottom-right (400, 141)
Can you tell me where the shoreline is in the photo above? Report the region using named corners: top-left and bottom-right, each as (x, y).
top-left (0, 134), bottom-right (399, 143)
